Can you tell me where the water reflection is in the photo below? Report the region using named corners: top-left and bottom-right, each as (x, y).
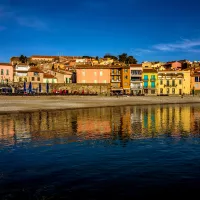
top-left (1, 104), bottom-right (200, 147)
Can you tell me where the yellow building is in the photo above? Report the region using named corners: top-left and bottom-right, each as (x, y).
top-left (142, 62), bottom-right (165, 70)
top-left (157, 70), bottom-right (190, 95)
top-left (142, 69), bottom-right (158, 95)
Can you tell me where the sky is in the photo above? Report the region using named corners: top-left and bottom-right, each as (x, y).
top-left (0, 0), bottom-right (200, 63)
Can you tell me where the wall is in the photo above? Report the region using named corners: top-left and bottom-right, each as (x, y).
top-left (12, 83), bottom-right (110, 94)
top-left (76, 69), bottom-right (110, 84)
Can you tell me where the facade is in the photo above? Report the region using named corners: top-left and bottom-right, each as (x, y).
top-left (130, 64), bottom-right (142, 95)
top-left (27, 67), bottom-right (44, 83)
top-left (121, 66), bottom-right (130, 94)
top-left (157, 70), bottom-right (190, 95)
top-left (142, 62), bottom-right (165, 70)
top-left (191, 69), bottom-right (200, 94)
top-left (49, 69), bottom-right (72, 83)
top-left (76, 66), bottom-right (110, 84)
top-left (142, 69), bottom-right (158, 95)
top-left (14, 64), bottom-right (30, 82)
top-left (110, 66), bottom-right (122, 93)
top-left (0, 63), bottom-right (13, 83)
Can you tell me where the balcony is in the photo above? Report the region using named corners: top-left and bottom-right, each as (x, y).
top-left (164, 84), bottom-right (177, 88)
top-left (111, 80), bottom-right (121, 82)
top-left (111, 73), bottom-right (121, 76)
top-left (143, 79), bottom-right (149, 81)
top-left (150, 78), bottom-right (156, 82)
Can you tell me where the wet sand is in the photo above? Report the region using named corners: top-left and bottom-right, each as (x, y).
top-left (0, 95), bottom-right (200, 114)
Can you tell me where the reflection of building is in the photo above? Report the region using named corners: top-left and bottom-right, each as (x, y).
top-left (0, 105), bottom-right (200, 147)
top-left (0, 115), bottom-right (15, 145)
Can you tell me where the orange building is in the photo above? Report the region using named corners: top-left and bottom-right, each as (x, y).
top-left (76, 65), bottom-right (110, 83)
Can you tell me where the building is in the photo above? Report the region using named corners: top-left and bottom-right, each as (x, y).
top-left (157, 70), bottom-right (190, 95)
top-left (110, 66), bottom-right (122, 93)
top-left (162, 61), bottom-right (182, 70)
top-left (30, 55), bottom-right (59, 63)
top-left (142, 69), bottom-right (158, 95)
top-left (142, 61), bottom-right (165, 70)
top-left (0, 63), bottom-right (13, 83)
top-left (121, 66), bottom-right (130, 94)
top-left (76, 65), bottom-right (110, 84)
top-left (43, 73), bottom-right (57, 83)
top-left (191, 69), bottom-right (200, 95)
top-left (130, 64), bottom-right (143, 95)
top-left (14, 64), bottom-right (30, 82)
top-left (27, 67), bottom-right (44, 83)
top-left (49, 69), bottom-right (72, 83)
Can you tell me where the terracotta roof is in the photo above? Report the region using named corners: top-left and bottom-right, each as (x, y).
top-left (75, 65), bottom-right (129, 69)
top-left (43, 73), bottom-right (57, 79)
top-left (28, 67), bottom-right (43, 73)
top-left (0, 63), bottom-right (12, 66)
top-left (31, 55), bottom-right (59, 58)
top-left (130, 64), bottom-right (142, 67)
top-left (143, 69), bottom-right (157, 73)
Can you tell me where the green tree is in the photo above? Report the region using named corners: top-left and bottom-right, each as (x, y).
top-left (118, 53), bottom-right (127, 63)
top-left (126, 56), bottom-right (137, 64)
top-left (96, 56), bottom-right (99, 61)
top-left (19, 55), bottom-right (28, 63)
top-left (104, 54), bottom-right (118, 60)
top-left (118, 53), bottom-right (137, 64)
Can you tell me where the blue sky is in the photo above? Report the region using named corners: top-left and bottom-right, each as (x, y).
top-left (0, 0), bottom-right (200, 63)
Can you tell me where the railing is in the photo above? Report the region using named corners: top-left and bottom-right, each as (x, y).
top-left (143, 79), bottom-right (149, 81)
top-left (111, 80), bottom-right (121, 82)
top-left (150, 78), bottom-right (156, 81)
top-left (164, 84), bottom-right (177, 87)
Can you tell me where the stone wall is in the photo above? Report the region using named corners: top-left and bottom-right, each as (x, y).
top-left (12, 83), bottom-right (111, 95)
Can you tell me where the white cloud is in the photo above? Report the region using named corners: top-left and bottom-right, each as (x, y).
top-left (153, 38), bottom-right (200, 52)
top-left (16, 17), bottom-right (48, 30)
top-left (130, 48), bottom-right (153, 56)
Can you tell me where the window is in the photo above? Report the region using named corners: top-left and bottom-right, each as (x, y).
top-left (112, 69), bottom-right (114, 74)
top-left (124, 69), bottom-right (128, 73)
top-left (34, 72), bottom-right (38, 76)
top-left (144, 75), bottom-right (148, 80)
top-left (167, 88), bottom-right (170, 94)
top-left (19, 78), bottom-right (22, 82)
top-left (172, 80), bottom-right (175, 86)
top-left (160, 88), bottom-right (163, 94)
top-left (167, 80), bottom-right (169, 86)
top-left (195, 77), bottom-right (200, 82)
top-left (151, 75), bottom-right (155, 80)
top-left (160, 80), bottom-right (163, 85)
top-left (94, 80), bottom-right (97, 83)
top-left (151, 90), bottom-right (155, 94)
top-left (100, 71), bottom-right (103, 76)
top-left (6, 70), bottom-right (9, 75)
top-left (179, 79), bottom-right (182, 85)
top-left (125, 75), bottom-right (128, 79)
top-left (1, 69), bottom-right (3, 75)
top-left (144, 82), bottom-right (148, 88)
top-left (32, 77), bottom-right (35, 81)
top-left (37, 77), bottom-right (40, 81)
top-left (104, 80), bottom-right (107, 83)
top-left (94, 72), bottom-right (97, 76)
top-left (151, 82), bottom-right (155, 88)
top-left (82, 72), bottom-right (85, 76)
top-left (82, 80), bottom-right (86, 83)
top-left (172, 88), bottom-right (175, 94)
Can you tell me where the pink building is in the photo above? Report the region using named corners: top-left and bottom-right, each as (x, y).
top-left (76, 66), bottom-right (110, 83)
top-left (163, 61), bottom-right (182, 70)
top-left (0, 63), bottom-right (13, 83)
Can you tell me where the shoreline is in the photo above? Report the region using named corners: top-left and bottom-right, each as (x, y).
top-left (0, 95), bottom-right (200, 114)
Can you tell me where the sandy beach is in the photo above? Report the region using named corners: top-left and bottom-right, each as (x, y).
top-left (0, 95), bottom-right (200, 114)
